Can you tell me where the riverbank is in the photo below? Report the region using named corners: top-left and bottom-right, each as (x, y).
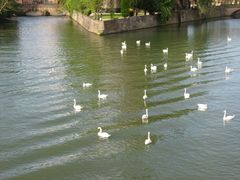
top-left (70, 6), bottom-right (238, 35)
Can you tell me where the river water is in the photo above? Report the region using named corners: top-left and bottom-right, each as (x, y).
top-left (0, 17), bottom-right (240, 179)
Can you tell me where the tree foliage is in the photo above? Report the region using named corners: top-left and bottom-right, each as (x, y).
top-left (60, 0), bottom-right (103, 17)
top-left (197, 0), bottom-right (212, 16)
top-left (0, 0), bottom-right (20, 18)
top-left (121, 0), bottom-right (129, 17)
top-left (128, 0), bottom-right (175, 22)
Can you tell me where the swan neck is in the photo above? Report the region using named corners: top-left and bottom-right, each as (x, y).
top-left (148, 132), bottom-right (151, 139)
top-left (146, 109), bottom-right (148, 116)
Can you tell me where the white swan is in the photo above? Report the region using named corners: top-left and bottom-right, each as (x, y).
top-left (83, 82), bottom-right (92, 88)
top-left (98, 90), bottom-right (108, 99)
top-left (151, 64), bottom-right (157, 72)
top-left (197, 57), bottom-right (202, 68)
top-left (227, 36), bottom-right (231, 42)
top-left (142, 109), bottom-right (149, 121)
top-left (122, 44), bottom-right (127, 50)
top-left (163, 48), bottom-right (168, 54)
top-left (145, 131), bottom-right (152, 145)
top-left (136, 40), bottom-right (140, 46)
top-left (145, 42), bottom-right (150, 47)
top-left (143, 89), bottom-right (147, 100)
top-left (163, 63), bottom-right (168, 70)
top-left (225, 66), bottom-right (233, 73)
top-left (184, 88), bottom-right (190, 99)
top-left (185, 51), bottom-right (193, 60)
top-left (144, 64), bottom-right (147, 73)
top-left (223, 110), bottom-right (235, 122)
top-left (190, 65), bottom-right (198, 72)
top-left (97, 127), bottom-right (111, 138)
top-left (49, 68), bottom-right (55, 74)
top-left (73, 99), bottom-right (82, 112)
top-left (198, 104), bottom-right (208, 111)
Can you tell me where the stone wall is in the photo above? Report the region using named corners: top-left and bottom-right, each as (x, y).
top-left (103, 15), bottom-right (160, 34)
top-left (36, 4), bottom-right (60, 15)
top-left (70, 7), bottom-right (228, 35)
top-left (71, 11), bottom-right (104, 35)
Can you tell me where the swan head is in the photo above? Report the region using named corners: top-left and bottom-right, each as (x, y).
top-left (98, 90), bottom-right (100, 94)
top-left (148, 131), bottom-right (151, 136)
top-left (74, 99), bottom-right (76, 103)
top-left (97, 127), bottom-right (102, 130)
top-left (223, 110), bottom-right (226, 113)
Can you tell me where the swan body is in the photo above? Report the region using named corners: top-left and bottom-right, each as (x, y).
top-left (145, 132), bottom-right (152, 145)
top-left (145, 42), bottom-right (150, 47)
top-left (185, 51), bottom-right (193, 60)
top-left (227, 37), bottom-right (231, 42)
top-left (197, 57), bottom-right (202, 68)
top-left (122, 44), bottom-right (127, 50)
top-left (223, 110), bottom-right (235, 122)
top-left (198, 104), bottom-right (208, 111)
top-left (73, 99), bottom-right (82, 112)
top-left (163, 48), bottom-right (168, 54)
top-left (97, 127), bottom-right (111, 138)
top-left (142, 109), bottom-right (149, 121)
top-left (49, 68), bottom-right (55, 74)
top-left (184, 88), bottom-right (190, 99)
top-left (190, 65), bottom-right (198, 72)
top-left (136, 40), bottom-right (141, 46)
top-left (98, 90), bottom-right (108, 99)
top-left (144, 65), bottom-right (148, 73)
top-left (120, 49), bottom-right (124, 55)
top-left (151, 64), bottom-right (157, 72)
top-left (163, 63), bottom-right (168, 69)
top-left (143, 90), bottom-right (147, 100)
top-left (225, 66), bottom-right (233, 73)
top-left (83, 82), bottom-right (92, 88)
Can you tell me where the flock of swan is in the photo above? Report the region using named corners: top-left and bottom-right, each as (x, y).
top-left (74, 36), bottom-right (235, 145)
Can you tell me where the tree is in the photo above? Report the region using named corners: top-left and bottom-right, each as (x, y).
top-left (197, 0), bottom-right (212, 17)
top-left (129, 0), bottom-right (175, 22)
top-left (0, 0), bottom-right (20, 18)
top-left (89, 0), bottom-right (103, 19)
top-left (121, 0), bottom-right (130, 17)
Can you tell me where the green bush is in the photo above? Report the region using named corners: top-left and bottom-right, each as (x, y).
top-left (121, 0), bottom-right (129, 17)
top-left (83, 8), bottom-right (91, 16)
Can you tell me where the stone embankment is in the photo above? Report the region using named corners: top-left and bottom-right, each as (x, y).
top-left (70, 6), bottom-right (239, 35)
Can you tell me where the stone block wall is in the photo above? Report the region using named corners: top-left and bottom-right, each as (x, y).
top-left (71, 11), bottom-right (105, 35)
top-left (71, 7), bottom-right (227, 35)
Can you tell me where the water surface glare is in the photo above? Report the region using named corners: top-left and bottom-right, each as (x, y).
top-left (1, 17), bottom-right (240, 179)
